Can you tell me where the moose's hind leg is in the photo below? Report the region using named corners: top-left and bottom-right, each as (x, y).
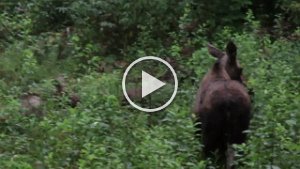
top-left (202, 118), bottom-right (227, 159)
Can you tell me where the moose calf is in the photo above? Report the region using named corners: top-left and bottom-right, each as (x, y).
top-left (194, 42), bottom-right (251, 169)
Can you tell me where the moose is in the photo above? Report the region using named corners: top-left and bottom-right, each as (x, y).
top-left (194, 41), bottom-right (251, 169)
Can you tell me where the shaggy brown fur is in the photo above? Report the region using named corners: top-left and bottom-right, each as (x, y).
top-left (194, 42), bottom-right (251, 169)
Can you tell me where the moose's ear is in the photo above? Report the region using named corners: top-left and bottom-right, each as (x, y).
top-left (208, 44), bottom-right (224, 58)
top-left (238, 67), bottom-right (243, 76)
top-left (226, 41), bottom-right (237, 60)
top-left (212, 59), bottom-right (221, 72)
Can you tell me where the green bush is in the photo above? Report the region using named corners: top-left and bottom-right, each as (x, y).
top-left (0, 0), bottom-right (299, 168)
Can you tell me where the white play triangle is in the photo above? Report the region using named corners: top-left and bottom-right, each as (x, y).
top-left (142, 71), bottom-right (166, 98)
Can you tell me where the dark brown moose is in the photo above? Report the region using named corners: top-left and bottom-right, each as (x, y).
top-left (194, 42), bottom-right (251, 169)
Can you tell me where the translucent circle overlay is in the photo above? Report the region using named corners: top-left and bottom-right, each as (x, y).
top-left (122, 56), bottom-right (178, 112)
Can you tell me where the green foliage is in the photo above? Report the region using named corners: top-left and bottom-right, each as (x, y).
top-left (0, 0), bottom-right (299, 168)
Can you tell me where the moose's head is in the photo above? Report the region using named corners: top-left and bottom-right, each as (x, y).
top-left (207, 41), bottom-right (243, 83)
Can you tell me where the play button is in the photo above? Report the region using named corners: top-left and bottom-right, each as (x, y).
top-left (122, 56), bottom-right (178, 112)
top-left (142, 71), bottom-right (166, 98)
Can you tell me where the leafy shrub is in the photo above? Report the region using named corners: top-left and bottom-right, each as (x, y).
top-left (0, 0), bottom-right (299, 168)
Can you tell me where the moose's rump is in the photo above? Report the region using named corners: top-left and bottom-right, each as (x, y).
top-left (198, 80), bottom-right (251, 148)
